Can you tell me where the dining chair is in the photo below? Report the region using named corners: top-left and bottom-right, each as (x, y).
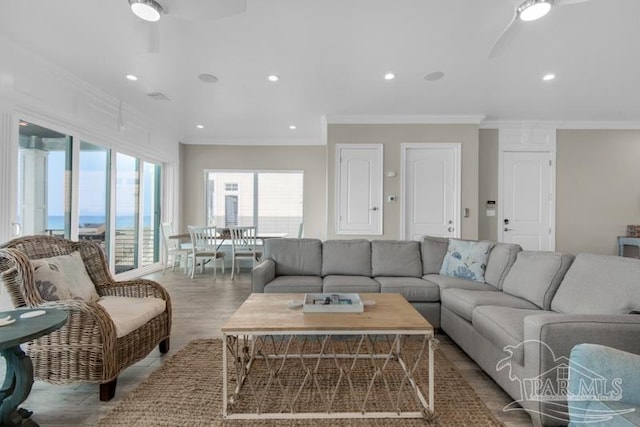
top-left (161, 222), bottom-right (191, 274)
top-left (229, 226), bottom-right (262, 280)
top-left (188, 225), bottom-right (225, 279)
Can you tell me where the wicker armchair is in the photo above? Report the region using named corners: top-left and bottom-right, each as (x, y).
top-left (0, 236), bottom-right (172, 401)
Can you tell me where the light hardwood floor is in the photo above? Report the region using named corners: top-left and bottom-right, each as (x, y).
top-left (15, 267), bottom-right (533, 426)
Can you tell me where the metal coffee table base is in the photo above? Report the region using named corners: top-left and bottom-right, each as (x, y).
top-left (222, 331), bottom-right (436, 420)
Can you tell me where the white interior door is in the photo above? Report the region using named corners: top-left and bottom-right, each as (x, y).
top-left (501, 151), bottom-right (553, 250)
top-left (402, 143), bottom-right (460, 240)
top-left (336, 144), bottom-right (383, 235)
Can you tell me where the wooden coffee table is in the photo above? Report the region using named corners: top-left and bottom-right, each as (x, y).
top-left (221, 293), bottom-right (435, 420)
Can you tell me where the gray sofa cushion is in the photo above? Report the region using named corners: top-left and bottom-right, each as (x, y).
top-left (484, 243), bottom-right (522, 289)
top-left (551, 253), bottom-right (640, 315)
top-left (423, 274), bottom-right (497, 292)
top-left (376, 277), bottom-right (440, 302)
top-left (421, 236), bottom-right (449, 274)
top-left (472, 306), bottom-right (549, 365)
top-left (502, 251), bottom-right (574, 309)
top-left (263, 275), bottom-right (323, 293)
top-left (323, 275), bottom-right (380, 293)
top-left (371, 240), bottom-right (422, 277)
top-left (265, 238), bottom-right (322, 276)
top-left (442, 288), bottom-right (539, 322)
top-left (322, 240), bottom-right (371, 277)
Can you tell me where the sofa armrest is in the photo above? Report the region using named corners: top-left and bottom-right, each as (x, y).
top-left (524, 314), bottom-right (640, 361)
top-left (252, 259), bottom-right (275, 293)
top-left (519, 314), bottom-right (640, 426)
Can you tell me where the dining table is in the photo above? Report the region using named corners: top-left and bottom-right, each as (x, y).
top-left (169, 227), bottom-right (287, 249)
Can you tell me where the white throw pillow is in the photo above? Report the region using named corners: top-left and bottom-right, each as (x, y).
top-left (439, 239), bottom-right (493, 283)
top-left (31, 251), bottom-right (100, 302)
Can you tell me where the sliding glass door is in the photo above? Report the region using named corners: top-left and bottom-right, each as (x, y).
top-left (78, 141), bottom-right (111, 254)
top-left (17, 121), bottom-right (72, 238)
top-left (15, 119), bottom-right (164, 275)
top-left (114, 153), bottom-right (139, 273)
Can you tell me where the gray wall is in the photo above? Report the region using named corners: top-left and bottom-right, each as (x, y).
top-left (180, 144), bottom-right (327, 239)
top-left (327, 124), bottom-right (479, 240)
top-left (556, 130), bottom-right (640, 255)
top-left (476, 129), bottom-right (640, 255)
top-left (478, 129), bottom-right (499, 241)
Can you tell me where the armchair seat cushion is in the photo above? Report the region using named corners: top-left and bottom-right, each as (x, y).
top-left (442, 288), bottom-right (538, 322)
top-left (377, 277), bottom-right (440, 302)
top-left (263, 276), bottom-right (322, 293)
top-left (323, 275), bottom-right (379, 293)
top-left (98, 296), bottom-right (166, 338)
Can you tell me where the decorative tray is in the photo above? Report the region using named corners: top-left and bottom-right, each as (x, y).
top-left (302, 293), bottom-right (364, 313)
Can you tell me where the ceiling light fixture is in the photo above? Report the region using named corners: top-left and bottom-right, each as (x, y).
top-left (542, 73), bottom-right (556, 81)
top-left (518, 0), bottom-right (552, 22)
top-left (267, 74), bottom-right (280, 82)
top-left (19, 121), bottom-right (28, 127)
top-left (197, 125), bottom-right (204, 129)
top-left (384, 72), bottom-right (396, 80)
top-left (424, 71), bottom-right (445, 82)
top-left (198, 73), bottom-right (218, 83)
top-left (125, 74), bottom-right (139, 81)
top-left (129, 0), bottom-right (163, 22)
top-left (289, 125), bottom-right (297, 130)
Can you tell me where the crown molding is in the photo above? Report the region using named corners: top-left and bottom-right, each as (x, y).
top-left (480, 120), bottom-right (640, 130)
top-left (325, 114), bottom-right (486, 125)
top-left (182, 136), bottom-right (325, 146)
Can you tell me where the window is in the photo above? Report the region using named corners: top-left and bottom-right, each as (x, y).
top-left (17, 122), bottom-right (72, 238)
top-left (205, 171), bottom-right (303, 237)
top-left (78, 141), bottom-right (110, 254)
top-left (14, 120), bottom-right (164, 276)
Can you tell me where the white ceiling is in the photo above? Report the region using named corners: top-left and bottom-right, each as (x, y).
top-left (1, 0), bottom-right (639, 145)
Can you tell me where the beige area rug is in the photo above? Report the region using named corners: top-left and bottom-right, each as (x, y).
top-left (97, 338), bottom-right (503, 426)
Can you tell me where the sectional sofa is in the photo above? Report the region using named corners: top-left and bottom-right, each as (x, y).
top-left (252, 237), bottom-right (640, 426)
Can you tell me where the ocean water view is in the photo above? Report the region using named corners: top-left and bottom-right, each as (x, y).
top-left (47, 215), bottom-right (153, 230)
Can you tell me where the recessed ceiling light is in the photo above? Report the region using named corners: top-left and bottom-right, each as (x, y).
top-left (424, 71), bottom-right (445, 82)
top-left (125, 74), bottom-right (138, 81)
top-left (129, 0), bottom-right (163, 22)
top-left (267, 75), bottom-right (280, 82)
top-left (519, 0), bottom-right (552, 22)
top-left (384, 73), bottom-right (396, 81)
top-left (198, 73), bottom-right (218, 83)
top-left (289, 125), bottom-right (297, 130)
top-left (196, 125), bottom-right (204, 129)
top-left (542, 73), bottom-right (556, 81)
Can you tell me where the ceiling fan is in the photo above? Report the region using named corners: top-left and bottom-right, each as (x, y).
top-left (488, 0), bottom-right (593, 59)
top-left (129, 0), bottom-right (247, 53)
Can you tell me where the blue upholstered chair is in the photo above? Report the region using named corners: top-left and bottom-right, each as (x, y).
top-left (568, 344), bottom-right (640, 426)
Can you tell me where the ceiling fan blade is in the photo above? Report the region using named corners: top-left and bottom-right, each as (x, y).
top-left (164, 0), bottom-right (247, 21)
top-left (133, 21), bottom-right (160, 54)
top-left (488, 9), bottom-right (522, 59)
top-left (555, 0), bottom-right (593, 5)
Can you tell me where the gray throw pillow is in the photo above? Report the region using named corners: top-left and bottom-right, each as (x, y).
top-left (31, 251), bottom-right (100, 302)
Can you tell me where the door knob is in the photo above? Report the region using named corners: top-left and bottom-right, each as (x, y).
top-left (448, 227), bottom-right (454, 232)
top-left (504, 227), bottom-right (513, 232)
top-left (369, 207), bottom-right (378, 211)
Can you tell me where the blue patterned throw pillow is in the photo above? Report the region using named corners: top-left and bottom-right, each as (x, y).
top-left (439, 239), bottom-right (493, 283)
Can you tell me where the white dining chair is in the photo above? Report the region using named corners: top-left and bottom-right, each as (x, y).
top-left (161, 222), bottom-right (191, 274)
top-left (188, 225), bottom-right (225, 279)
top-left (229, 226), bottom-right (262, 280)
